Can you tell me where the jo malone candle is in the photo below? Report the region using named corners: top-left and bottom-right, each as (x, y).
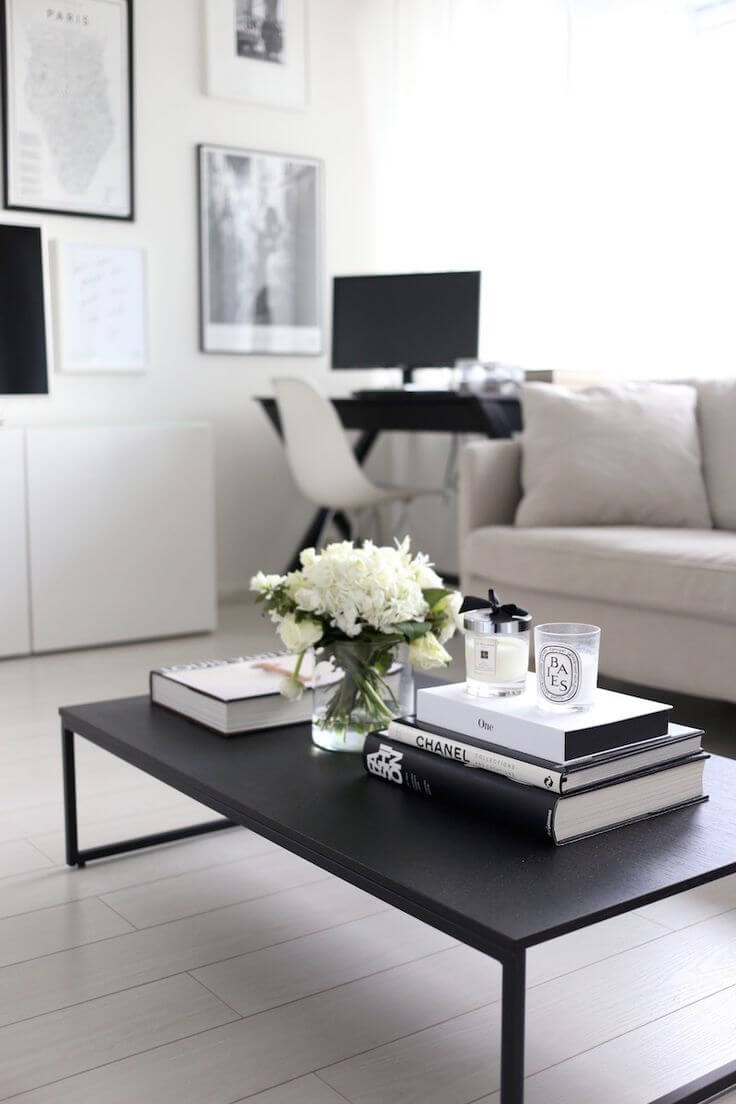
top-left (462, 589), bottom-right (532, 697)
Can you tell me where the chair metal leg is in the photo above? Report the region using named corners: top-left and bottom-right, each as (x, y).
top-left (500, 949), bottom-right (526, 1104)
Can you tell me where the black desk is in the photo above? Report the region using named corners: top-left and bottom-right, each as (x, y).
top-left (257, 392), bottom-right (521, 571)
top-left (60, 697), bottom-right (736, 1104)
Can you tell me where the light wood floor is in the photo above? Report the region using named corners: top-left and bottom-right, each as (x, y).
top-left (1, 602), bottom-right (734, 1103)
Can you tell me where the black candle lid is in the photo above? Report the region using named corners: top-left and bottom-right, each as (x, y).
top-left (460, 588), bottom-right (532, 635)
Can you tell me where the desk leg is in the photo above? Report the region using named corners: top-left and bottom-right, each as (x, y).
top-left (285, 429), bottom-right (379, 572)
top-left (500, 949), bottom-right (526, 1104)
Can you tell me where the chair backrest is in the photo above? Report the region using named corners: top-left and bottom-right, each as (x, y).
top-left (272, 378), bottom-right (377, 509)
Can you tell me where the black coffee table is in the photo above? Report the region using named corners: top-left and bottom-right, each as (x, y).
top-left (59, 697), bottom-right (736, 1104)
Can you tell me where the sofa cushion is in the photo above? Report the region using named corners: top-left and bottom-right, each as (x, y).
top-left (464, 525), bottom-right (736, 626)
top-left (697, 379), bottom-right (736, 531)
top-left (515, 383), bottom-right (713, 529)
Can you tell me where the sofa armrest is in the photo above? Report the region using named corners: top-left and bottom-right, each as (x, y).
top-left (458, 439), bottom-right (522, 562)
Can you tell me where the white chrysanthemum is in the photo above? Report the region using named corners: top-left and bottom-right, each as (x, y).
top-left (411, 551), bottom-right (443, 590)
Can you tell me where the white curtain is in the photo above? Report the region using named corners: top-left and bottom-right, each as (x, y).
top-left (358, 0), bottom-right (736, 379)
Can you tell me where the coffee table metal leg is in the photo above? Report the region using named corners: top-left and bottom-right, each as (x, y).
top-left (500, 948), bottom-right (526, 1104)
top-left (62, 726), bottom-right (82, 866)
top-left (60, 723), bottom-right (239, 867)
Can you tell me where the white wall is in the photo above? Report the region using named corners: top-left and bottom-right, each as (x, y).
top-left (1, 0), bottom-right (388, 599)
top-left (357, 0), bottom-right (736, 382)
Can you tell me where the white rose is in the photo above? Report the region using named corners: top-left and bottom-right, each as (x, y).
top-left (436, 591), bottom-right (463, 644)
top-left (277, 613), bottom-right (324, 652)
top-left (408, 630), bottom-right (452, 670)
top-left (294, 586), bottom-right (320, 612)
top-left (249, 571), bottom-right (284, 595)
top-left (280, 675), bottom-right (304, 701)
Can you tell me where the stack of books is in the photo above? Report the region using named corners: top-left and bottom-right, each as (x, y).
top-left (363, 675), bottom-right (708, 844)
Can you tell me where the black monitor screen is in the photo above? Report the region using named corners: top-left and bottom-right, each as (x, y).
top-left (331, 271), bottom-right (480, 369)
top-left (0, 225), bottom-right (49, 395)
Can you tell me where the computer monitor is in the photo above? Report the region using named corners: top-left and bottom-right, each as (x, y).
top-left (331, 271), bottom-right (480, 385)
top-left (0, 225), bottom-right (49, 395)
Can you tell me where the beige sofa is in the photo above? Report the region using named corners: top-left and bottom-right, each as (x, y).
top-left (458, 380), bottom-right (736, 703)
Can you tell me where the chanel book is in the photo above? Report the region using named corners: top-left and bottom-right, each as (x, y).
top-left (416, 676), bottom-right (672, 761)
top-left (386, 718), bottom-right (703, 794)
top-left (150, 653), bottom-right (338, 736)
top-left (363, 734), bottom-right (708, 845)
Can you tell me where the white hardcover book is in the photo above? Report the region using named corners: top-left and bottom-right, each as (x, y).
top-left (416, 675), bottom-right (672, 761)
top-left (150, 652), bottom-right (339, 735)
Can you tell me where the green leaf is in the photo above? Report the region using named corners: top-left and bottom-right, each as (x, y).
top-left (393, 620), bottom-right (433, 641)
top-left (422, 587), bottom-right (451, 610)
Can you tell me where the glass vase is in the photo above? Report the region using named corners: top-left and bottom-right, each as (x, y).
top-left (311, 641), bottom-right (414, 753)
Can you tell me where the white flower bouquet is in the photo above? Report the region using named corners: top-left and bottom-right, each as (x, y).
top-left (250, 539), bottom-right (462, 749)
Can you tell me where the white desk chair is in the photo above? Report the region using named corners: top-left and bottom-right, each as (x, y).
top-left (273, 377), bottom-right (443, 545)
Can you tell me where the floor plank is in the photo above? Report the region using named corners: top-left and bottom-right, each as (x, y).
top-left (233, 1075), bottom-right (350, 1104)
top-left (636, 871), bottom-right (736, 931)
top-left (0, 827), bottom-right (272, 920)
top-left (0, 878), bottom-right (387, 1027)
top-left (0, 840), bottom-right (52, 879)
top-left (100, 849), bottom-right (329, 928)
top-left (192, 909), bottom-right (455, 1016)
top-left (0, 897), bottom-right (132, 968)
top-left (4, 945), bottom-right (502, 1104)
top-left (0, 973), bottom-right (238, 1100)
top-left (476, 984), bottom-right (736, 1103)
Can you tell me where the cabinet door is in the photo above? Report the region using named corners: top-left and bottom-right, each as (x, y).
top-left (0, 430), bottom-right (31, 657)
top-left (26, 424), bottom-right (217, 652)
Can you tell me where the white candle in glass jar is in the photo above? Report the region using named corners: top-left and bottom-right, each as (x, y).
top-left (465, 634), bottom-right (529, 683)
top-left (463, 603), bottom-right (532, 697)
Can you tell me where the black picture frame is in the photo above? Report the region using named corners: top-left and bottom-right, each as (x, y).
top-left (197, 142), bottom-right (323, 357)
top-left (0, 0), bottom-right (135, 221)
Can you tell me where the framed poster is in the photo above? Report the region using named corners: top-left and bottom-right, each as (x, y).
top-left (199, 144), bottom-right (321, 356)
top-left (0, 0), bottom-right (135, 219)
top-left (204, 0), bottom-right (307, 109)
top-left (54, 243), bottom-right (147, 373)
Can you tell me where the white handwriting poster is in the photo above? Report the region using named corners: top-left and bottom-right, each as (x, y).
top-left (56, 243), bottom-right (147, 373)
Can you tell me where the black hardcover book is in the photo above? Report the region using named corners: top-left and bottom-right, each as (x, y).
top-left (363, 734), bottom-right (708, 845)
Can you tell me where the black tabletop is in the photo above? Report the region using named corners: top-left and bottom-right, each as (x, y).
top-left (60, 697), bottom-right (736, 955)
top-left (256, 393), bottom-right (522, 437)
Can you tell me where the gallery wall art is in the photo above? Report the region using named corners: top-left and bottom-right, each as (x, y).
top-left (1, 0), bottom-right (135, 219)
top-left (204, 0), bottom-right (307, 109)
top-left (199, 144), bottom-right (321, 355)
top-left (54, 243), bottom-right (147, 373)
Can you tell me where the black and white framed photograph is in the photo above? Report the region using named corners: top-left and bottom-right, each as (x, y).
top-left (204, 0), bottom-right (307, 109)
top-left (53, 242), bottom-right (148, 374)
top-left (199, 144), bottom-right (321, 356)
top-left (0, 0), bottom-right (135, 219)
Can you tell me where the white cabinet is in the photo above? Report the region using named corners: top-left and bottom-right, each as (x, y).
top-left (0, 430), bottom-right (31, 658)
top-left (1, 423), bottom-right (217, 655)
